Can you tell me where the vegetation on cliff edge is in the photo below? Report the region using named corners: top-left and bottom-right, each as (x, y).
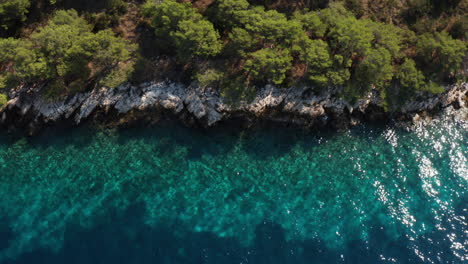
top-left (0, 0), bottom-right (466, 110)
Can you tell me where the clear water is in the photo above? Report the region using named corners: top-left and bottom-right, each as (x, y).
top-left (0, 119), bottom-right (466, 264)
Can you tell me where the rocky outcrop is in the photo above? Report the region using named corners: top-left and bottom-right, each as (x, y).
top-left (0, 81), bottom-right (466, 133)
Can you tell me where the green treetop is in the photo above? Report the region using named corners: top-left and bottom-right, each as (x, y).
top-left (396, 58), bottom-right (426, 92)
top-left (0, 0), bottom-right (30, 34)
top-left (416, 32), bottom-right (467, 80)
top-left (172, 18), bottom-right (222, 61)
top-left (244, 48), bottom-right (293, 85)
top-left (354, 47), bottom-right (394, 90)
top-left (0, 9), bottom-right (135, 97)
top-left (144, 0), bottom-right (222, 61)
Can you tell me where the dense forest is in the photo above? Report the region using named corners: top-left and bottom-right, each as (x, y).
top-left (0, 0), bottom-right (466, 110)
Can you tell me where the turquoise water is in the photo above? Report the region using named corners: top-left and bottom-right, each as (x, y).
top-left (0, 119), bottom-right (466, 263)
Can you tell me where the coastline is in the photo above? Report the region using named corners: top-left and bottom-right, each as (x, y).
top-left (0, 81), bottom-right (466, 134)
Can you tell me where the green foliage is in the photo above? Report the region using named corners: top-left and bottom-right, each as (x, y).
top-left (0, 0), bottom-right (463, 106)
top-left (195, 68), bottom-right (225, 89)
top-left (144, 0), bottom-right (222, 61)
top-left (216, 0), bottom-right (304, 48)
top-left (0, 9), bottom-right (136, 97)
top-left (226, 27), bottom-right (258, 56)
top-left (422, 81), bottom-right (444, 94)
top-left (213, 0), bottom-right (250, 29)
top-left (143, 0), bottom-right (198, 37)
top-left (84, 29), bottom-right (134, 71)
top-left (241, 8), bottom-right (302, 46)
top-left (316, 1), bottom-right (354, 30)
top-left (49, 0), bottom-right (127, 12)
top-left (292, 36), bottom-right (332, 86)
top-left (416, 32), bottom-right (467, 79)
top-left (395, 59), bottom-right (426, 91)
top-left (140, 0), bottom-right (462, 99)
top-left (448, 16), bottom-right (468, 40)
top-left (295, 4), bottom-right (404, 91)
top-left (105, 0), bottom-right (126, 11)
top-left (327, 16), bottom-right (374, 59)
top-left (355, 47), bottom-right (394, 90)
top-left (244, 48), bottom-right (292, 85)
top-left (387, 58), bottom-right (443, 111)
top-left (0, 37), bottom-right (21, 62)
top-left (293, 11), bottom-right (327, 38)
top-left (0, 37), bottom-right (49, 82)
top-left (0, 93), bottom-right (7, 108)
top-left (379, 86), bottom-right (391, 111)
top-left (219, 75), bottom-right (256, 104)
top-left (30, 10), bottom-right (91, 80)
top-left (366, 21), bottom-right (403, 58)
top-left (0, 0), bottom-right (30, 32)
top-left (172, 19), bottom-right (222, 60)
top-left (326, 55), bottom-right (351, 86)
top-left (99, 60), bottom-right (136, 88)
top-left (42, 79), bottom-right (67, 100)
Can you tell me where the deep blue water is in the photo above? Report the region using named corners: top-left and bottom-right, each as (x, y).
top-left (0, 119), bottom-right (466, 263)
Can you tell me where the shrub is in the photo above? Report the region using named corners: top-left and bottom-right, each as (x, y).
top-left (292, 36), bottom-right (332, 86)
top-left (144, 0), bottom-right (222, 61)
top-left (195, 68), bottom-right (225, 89)
top-left (396, 59), bottom-right (426, 91)
top-left (354, 47), bottom-right (394, 90)
top-left (244, 48), bottom-right (292, 85)
top-left (293, 11), bottom-right (327, 38)
top-left (416, 32), bottom-right (467, 79)
top-left (422, 81), bottom-right (444, 94)
top-left (172, 19), bottom-right (222, 61)
top-left (0, 93), bottom-right (7, 108)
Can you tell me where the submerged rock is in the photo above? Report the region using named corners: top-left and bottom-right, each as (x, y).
top-left (0, 81), bottom-right (466, 132)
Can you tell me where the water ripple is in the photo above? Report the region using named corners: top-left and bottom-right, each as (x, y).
top-left (0, 120), bottom-right (466, 263)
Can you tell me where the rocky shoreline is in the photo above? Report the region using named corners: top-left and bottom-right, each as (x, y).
top-left (0, 81), bottom-right (466, 134)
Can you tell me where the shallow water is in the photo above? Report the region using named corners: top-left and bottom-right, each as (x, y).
top-left (0, 119), bottom-right (466, 263)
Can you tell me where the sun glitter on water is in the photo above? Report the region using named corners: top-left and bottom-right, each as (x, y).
top-left (0, 118), bottom-right (466, 263)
